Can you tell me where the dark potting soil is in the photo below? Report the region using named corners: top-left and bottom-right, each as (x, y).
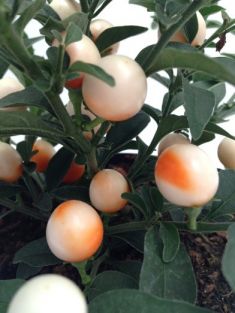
top-left (0, 211), bottom-right (235, 312)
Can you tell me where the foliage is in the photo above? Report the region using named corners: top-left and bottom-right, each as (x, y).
top-left (0, 0), bottom-right (235, 312)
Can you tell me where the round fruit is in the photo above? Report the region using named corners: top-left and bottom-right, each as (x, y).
top-left (158, 132), bottom-right (190, 155)
top-left (161, 11), bottom-right (206, 47)
top-left (0, 142), bottom-right (23, 183)
top-left (218, 137), bottom-right (235, 169)
top-left (7, 274), bottom-right (87, 313)
top-left (89, 169), bottom-right (129, 213)
top-left (30, 139), bottom-right (56, 172)
top-left (0, 77), bottom-right (26, 112)
top-left (49, 0), bottom-right (81, 20)
top-left (155, 143), bottom-right (219, 207)
top-left (65, 34), bottom-right (101, 89)
top-left (90, 19), bottom-right (119, 54)
top-left (82, 55), bottom-right (147, 121)
top-left (46, 200), bottom-right (104, 262)
top-left (63, 160), bottom-right (85, 183)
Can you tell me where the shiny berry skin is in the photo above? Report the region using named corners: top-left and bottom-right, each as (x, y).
top-left (0, 141), bottom-right (23, 183)
top-left (218, 137), bottom-right (235, 169)
top-left (158, 133), bottom-right (190, 155)
top-left (7, 274), bottom-right (87, 313)
top-left (30, 139), bottom-right (56, 173)
top-left (82, 55), bottom-right (147, 121)
top-left (46, 200), bottom-right (104, 262)
top-left (89, 169), bottom-right (130, 213)
top-left (155, 144), bottom-right (219, 207)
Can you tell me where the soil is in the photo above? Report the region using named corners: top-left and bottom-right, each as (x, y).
top-left (1, 211), bottom-right (235, 312)
top-left (1, 155), bottom-right (235, 312)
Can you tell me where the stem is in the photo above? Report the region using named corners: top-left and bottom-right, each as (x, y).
top-left (79, 0), bottom-right (89, 13)
top-left (84, 117), bottom-right (104, 132)
top-left (140, 0), bottom-right (208, 72)
top-left (200, 18), bottom-right (235, 50)
top-left (45, 91), bottom-right (91, 154)
top-left (72, 261), bottom-right (91, 286)
top-left (86, 147), bottom-right (99, 177)
top-left (53, 44), bottom-right (66, 93)
top-left (184, 207), bottom-right (202, 231)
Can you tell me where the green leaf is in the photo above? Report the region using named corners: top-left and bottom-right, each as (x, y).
top-left (13, 237), bottom-right (61, 267)
top-left (65, 22), bottom-right (83, 46)
top-left (68, 61), bottom-right (115, 86)
top-left (62, 12), bottom-right (89, 33)
top-left (45, 147), bottom-right (75, 191)
top-left (222, 223), bottom-right (235, 291)
top-left (129, 0), bottom-right (155, 11)
top-left (122, 192), bottom-right (148, 218)
top-left (209, 170), bottom-right (235, 219)
top-left (89, 289), bottom-right (214, 313)
top-left (159, 223), bottom-right (180, 263)
top-left (183, 13), bottom-right (198, 43)
top-left (183, 79), bottom-right (215, 140)
top-left (16, 263), bottom-right (41, 279)
top-left (87, 271), bottom-right (138, 301)
top-left (111, 260), bottom-right (142, 281)
top-left (139, 227), bottom-right (197, 303)
top-left (0, 111), bottom-right (65, 142)
top-left (0, 57), bottom-right (8, 78)
top-left (113, 230), bottom-right (145, 253)
top-left (105, 111), bottom-right (150, 150)
top-left (51, 185), bottom-right (90, 202)
top-left (0, 86), bottom-right (51, 111)
top-left (95, 25), bottom-right (148, 53)
top-left (14, 0), bottom-right (45, 34)
top-left (0, 279), bottom-right (25, 312)
top-left (136, 46), bottom-right (235, 86)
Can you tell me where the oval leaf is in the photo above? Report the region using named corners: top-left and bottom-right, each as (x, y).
top-left (87, 271), bottom-right (138, 301)
top-left (136, 45), bottom-right (235, 86)
top-left (13, 237), bottom-right (61, 267)
top-left (159, 222), bottom-right (180, 263)
top-left (89, 289), bottom-right (214, 313)
top-left (139, 227), bottom-right (197, 303)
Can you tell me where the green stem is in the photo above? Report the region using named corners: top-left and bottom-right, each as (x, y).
top-left (72, 261), bottom-right (91, 286)
top-left (86, 147), bottom-right (99, 177)
top-left (84, 117), bottom-right (104, 132)
top-left (140, 0), bottom-right (208, 72)
top-left (45, 91), bottom-right (91, 154)
top-left (79, 0), bottom-right (89, 13)
top-left (53, 44), bottom-right (66, 93)
top-left (200, 18), bottom-right (235, 50)
top-left (184, 207), bottom-right (202, 231)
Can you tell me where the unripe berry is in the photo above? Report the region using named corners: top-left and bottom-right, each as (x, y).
top-left (158, 132), bottom-right (190, 155)
top-left (90, 19), bottom-right (119, 54)
top-left (218, 137), bottom-right (235, 169)
top-left (89, 169), bottom-right (130, 213)
top-left (82, 55), bottom-right (147, 121)
top-left (7, 274), bottom-right (87, 313)
top-left (0, 77), bottom-right (26, 112)
top-left (155, 144), bottom-right (219, 207)
top-left (30, 139), bottom-right (56, 172)
top-left (0, 142), bottom-right (23, 182)
top-left (46, 200), bottom-right (104, 262)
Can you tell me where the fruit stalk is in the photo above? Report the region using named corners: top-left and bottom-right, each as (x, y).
top-left (185, 207), bottom-right (202, 231)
